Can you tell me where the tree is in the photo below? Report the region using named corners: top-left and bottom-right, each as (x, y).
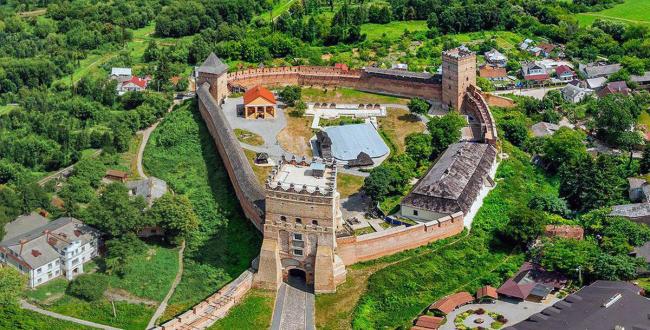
top-left (499, 116), bottom-right (528, 147)
top-left (405, 133), bottom-right (433, 167)
top-left (407, 97), bottom-right (429, 116)
top-left (542, 127), bottom-right (587, 173)
top-left (534, 238), bottom-right (600, 278)
top-left (147, 194), bottom-right (199, 245)
top-left (0, 267), bottom-right (25, 309)
top-left (559, 155), bottom-right (626, 212)
top-left (85, 182), bottom-right (145, 238)
top-left (67, 274), bottom-right (108, 301)
top-left (72, 159), bottom-right (106, 188)
top-left (639, 143), bottom-right (650, 174)
top-left (528, 193), bottom-right (571, 218)
top-left (104, 233), bottom-right (148, 276)
top-left (592, 254), bottom-right (640, 281)
top-left (427, 112), bottom-right (466, 158)
top-left (279, 85), bottom-right (301, 106)
top-left (501, 206), bottom-right (548, 246)
top-left (593, 94), bottom-right (643, 146)
top-left (143, 40), bottom-right (160, 62)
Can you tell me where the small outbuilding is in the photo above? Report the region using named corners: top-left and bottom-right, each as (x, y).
top-left (243, 85), bottom-right (276, 119)
top-left (347, 152), bottom-right (374, 168)
top-left (105, 169), bottom-right (128, 182)
top-left (412, 315), bottom-right (444, 330)
top-left (429, 291), bottom-right (474, 315)
top-left (255, 152), bottom-right (269, 164)
top-left (476, 285), bottom-right (498, 302)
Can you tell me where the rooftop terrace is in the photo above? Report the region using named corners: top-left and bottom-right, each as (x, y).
top-left (267, 157), bottom-right (337, 195)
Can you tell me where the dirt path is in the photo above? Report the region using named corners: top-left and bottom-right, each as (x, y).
top-left (20, 300), bottom-right (122, 330)
top-left (136, 99), bottom-right (180, 178)
top-left (146, 241), bottom-right (185, 329)
top-left (104, 289), bottom-right (157, 307)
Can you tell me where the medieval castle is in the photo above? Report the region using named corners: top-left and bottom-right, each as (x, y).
top-left (195, 47), bottom-right (499, 293)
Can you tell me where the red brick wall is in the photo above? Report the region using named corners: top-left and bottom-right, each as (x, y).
top-left (336, 214), bottom-right (464, 265)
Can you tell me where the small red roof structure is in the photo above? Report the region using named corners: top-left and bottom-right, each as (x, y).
top-left (334, 63), bottom-right (349, 71)
top-left (497, 262), bottom-right (568, 300)
top-left (597, 81), bottom-right (631, 98)
top-left (479, 65), bottom-right (507, 79)
top-left (124, 76), bottom-right (148, 89)
top-left (105, 169), bottom-right (128, 182)
top-left (476, 285), bottom-right (498, 300)
top-left (555, 65), bottom-right (574, 76)
top-left (538, 43), bottom-right (556, 54)
top-left (412, 315), bottom-right (444, 329)
top-left (429, 292), bottom-right (474, 315)
top-left (544, 225), bottom-right (584, 240)
top-left (524, 73), bottom-right (550, 81)
top-left (243, 85), bottom-right (276, 105)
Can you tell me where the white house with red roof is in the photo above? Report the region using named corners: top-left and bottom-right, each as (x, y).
top-left (554, 65), bottom-right (576, 81)
top-left (522, 62), bottom-right (549, 83)
top-left (117, 76), bottom-right (151, 95)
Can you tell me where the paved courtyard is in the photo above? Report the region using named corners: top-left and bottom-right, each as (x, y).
top-left (439, 296), bottom-right (560, 330)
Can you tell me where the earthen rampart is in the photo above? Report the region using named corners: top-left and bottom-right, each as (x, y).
top-left (336, 212), bottom-right (464, 265)
top-left (197, 83), bottom-right (265, 230)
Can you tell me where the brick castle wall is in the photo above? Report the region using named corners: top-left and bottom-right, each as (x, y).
top-left (336, 213), bottom-right (464, 265)
top-left (483, 93), bottom-right (516, 108)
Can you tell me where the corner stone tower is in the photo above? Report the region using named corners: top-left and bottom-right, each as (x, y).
top-left (196, 53), bottom-right (228, 104)
top-left (255, 156), bottom-right (347, 293)
top-left (442, 46), bottom-right (476, 111)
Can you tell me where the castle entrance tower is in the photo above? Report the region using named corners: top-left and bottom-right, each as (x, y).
top-left (196, 53), bottom-right (228, 104)
top-left (441, 47), bottom-right (476, 111)
top-left (255, 156), bottom-right (346, 293)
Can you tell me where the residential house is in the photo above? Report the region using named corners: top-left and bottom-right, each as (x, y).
top-left (117, 76), bottom-right (149, 95)
top-left (0, 213), bottom-right (101, 288)
top-left (496, 262), bottom-right (568, 302)
top-left (505, 281), bottom-right (650, 330)
top-left (579, 62), bottom-right (622, 79)
top-left (561, 84), bottom-right (593, 103)
top-left (631, 71), bottom-right (650, 88)
top-left (528, 46), bottom-right (542, 57)
top-left (521, 62), bottom-right (549, 82)
top-left (519, 39), bottom-right (534, 51)
top-left (531, 122), bottom-right (564, 137)
top-left (610, 177), bottom-right (650, 226)
top-left (554, 65), bottom-right (575, 81)
top-left (105, 169), bottom-right (128, 182)
top-left (586, 76), bottom-right (608, 89)
top-left (484, 49), bottom-right (507, 67)
top-left (537, 43), bottom-right (556, 58)
top-left (597, 81), bottom-right (631, 98)
top-left (110, 67), bottom-right (132, 82)
top-left (479, 65), bottom-right (508, 81)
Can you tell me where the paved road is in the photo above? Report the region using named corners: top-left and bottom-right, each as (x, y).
top-left (146, 241), bottom-right (185, 329)
top-left (136, 99), bottom-right (180, 178)
top-left (21, 300), bottom-right (122, 330)
top-left (271, 280), bottom-right (315, 330)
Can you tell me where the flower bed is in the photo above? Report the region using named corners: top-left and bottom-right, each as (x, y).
top-left (453, 308), bottom-right (508, 330)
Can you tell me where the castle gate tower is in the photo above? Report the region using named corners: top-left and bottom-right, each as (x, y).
top-left (255, 157), bottom-right (346, 293)
top-left (442, 47), bottom-right (476, 111)
top-left (196, 53), bottom-right (229, 104)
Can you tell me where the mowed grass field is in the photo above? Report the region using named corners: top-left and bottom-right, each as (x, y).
top-left (361, 20), bottom-right (428, 41)
top-left (576, 0), bottom-right (650, 26)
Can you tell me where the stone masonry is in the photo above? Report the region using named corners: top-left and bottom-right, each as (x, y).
top-left (442, 46), bottom-right (477, 111)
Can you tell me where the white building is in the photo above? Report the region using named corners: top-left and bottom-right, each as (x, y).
top-left (561, 84), bottom-right (593, 103)
top-left (110, 67), bottom-right (132, 82)
top-left (0, 213), bottom-right (101, 288)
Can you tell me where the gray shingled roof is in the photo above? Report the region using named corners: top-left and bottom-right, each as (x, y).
top-left (505, 281), bottom-right (650, 330)
top-left (401, 142), bottom-right (496, 215)
top-left (2, 213), bottom-right (48, 242)
top-left (580, 63), bottom-right (621, 78)
top-left (1, 217), bottom-right (101, 269)
top-left (197, 53), bottom-right (228, 75)
top-left (610, 203), bottom-right (650, 219)
top-left (126, 177), bottom-right (168, 206)
top-left (531, 122), bottom-right (560, 137)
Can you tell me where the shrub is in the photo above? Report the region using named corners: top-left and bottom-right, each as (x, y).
top-left (67, 274), bottom-right (108, 301)
top-left (475, 308), bottom-right (485, 315)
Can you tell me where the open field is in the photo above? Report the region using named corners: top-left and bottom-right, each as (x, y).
top-left (244, 148), bottom-right (273, 184)
top-left (277, 114), bottom-right (314, 156)
top-left (208, 289), bottom-right (276, 330)
top-left (379, 108), bottom-right (427, 154)
top-left (337, 173), bottom-right (365, 198)
top-left (235, 128), bottom-right (265, 146)
top-left (144, 100), bottom-right (261, 321)
top-left (452, 30), bottom-right (524, 50)
top-left (576, 0), bottom-right (650, 26)
top-left (361, 20), bottom-right (428, 41)
top-left (302, 87), bottom-right (409, 105)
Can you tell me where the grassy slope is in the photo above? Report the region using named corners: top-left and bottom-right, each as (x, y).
top-left (10, 309), bottom-right (94, 330)
top-left (144, 100), bottom-right (261, 320)
top-left (207, 289), bottom-right (276, 329)
top-left (351, 143), bottom-right (558, 329)
top-left (576, 0), bottom-right (650, 26)
top-left (24, 245), bottom-right (178, 329)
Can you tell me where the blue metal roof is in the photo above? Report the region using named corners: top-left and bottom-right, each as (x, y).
top-left (323, 123), bottom-right (389, 161)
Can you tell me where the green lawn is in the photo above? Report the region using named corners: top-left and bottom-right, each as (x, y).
top-left (452, 30), bottom-right (524, 50)
top-left (144, 99), bottom-right (262, 321)
top-left (3, 309), bottom-right (94, 330)
top-left (208, 289), bottom-right (276, 330)
top-left (252, 0), bottom-right (298, 22)
top-left (361, 20), bottom-right (428, 41)
top-left (302, 87), bottom-right (409, 105)
top-left (348, 142), bottom-right (557, 329)
top-left (24, 244), bottom-right (179, 329)
top-left (576, 0), bottom-right (650, 26)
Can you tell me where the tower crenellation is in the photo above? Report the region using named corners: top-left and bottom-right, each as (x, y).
top-left (442, 46), bottom-right (477, 111)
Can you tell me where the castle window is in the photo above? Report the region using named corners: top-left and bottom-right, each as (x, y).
top-left (312, 220), bottom-right (319, 226)
top-left (280, 216), bottom-right (287, 221)
top-left (413, 210), bottom-right (419, 216)
top-left (293, 233), bottom-right (303, 241)
top-left (293, 249), bottom-right (303, 256)
top-left (295, 218), bottom-right (302, 224)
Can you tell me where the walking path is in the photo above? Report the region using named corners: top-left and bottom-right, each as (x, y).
top-left (271, 282), bottom-right (315, 330)
top-left (20, 300), bottom-right (122, 330)
top-left (136, 99), bottom-right (180, 178)
top-left (147, 241), bottom-right (186, 329)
